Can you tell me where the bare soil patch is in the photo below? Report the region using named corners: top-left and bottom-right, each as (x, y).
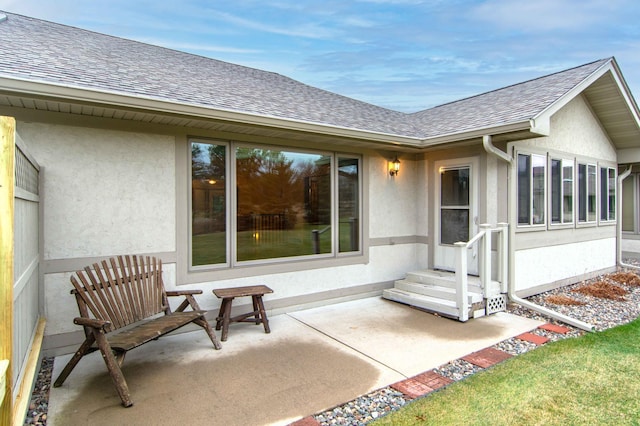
top-left (573, 281), bottom-right (628, 301)
top-left (544, 294), bottom-right (586, 306)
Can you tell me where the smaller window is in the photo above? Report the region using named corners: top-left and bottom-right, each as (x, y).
top-left (578, 163), bottom-right (597, 223)
top-left (551, 158), bottom-right (574, 225)
top-left (517, 153), bottom-right (546, 226)
top-left (600, 166), bottom-right (616, 222)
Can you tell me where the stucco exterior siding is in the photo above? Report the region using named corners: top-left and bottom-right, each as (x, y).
top-left (514, 237), bottom-right (616, 292)
top-left (516, 95), bottom-right (617, 162)
top-left (368, 155), bottom-right (419, 238)
top-left (17, 123), bottom-right (176, 260)
top-left (17, 120), bottom-right (425, 347)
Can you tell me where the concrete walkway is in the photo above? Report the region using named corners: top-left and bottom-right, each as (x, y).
top-left (47, 297), bottom-right (542, 426)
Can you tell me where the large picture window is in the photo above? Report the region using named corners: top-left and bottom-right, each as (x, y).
top-left (191, 140), bottom-right (361, 267)
top-left (517, 153), bottom-right (546, 225)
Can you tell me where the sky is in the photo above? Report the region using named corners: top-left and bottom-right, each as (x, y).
top-left (1, 0), bottom-right (639, 113)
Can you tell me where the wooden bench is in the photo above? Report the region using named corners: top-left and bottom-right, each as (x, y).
top-left (213, 285), bottom-right (273, 341)
top-left (53, 255), bottom-right (222, 407)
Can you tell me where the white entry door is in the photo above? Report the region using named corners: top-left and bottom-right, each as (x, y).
top-left (434, 158), bottom-right (479, 274)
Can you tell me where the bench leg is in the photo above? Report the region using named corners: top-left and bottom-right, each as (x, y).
top-left (255, 295), bottom-right (271, 334)
top-left (53, 334), bottom-right (96, 387)
top-left (194, 317), bottom-right (223, 350)
top-left (94, 330), bottom-right (133, 407)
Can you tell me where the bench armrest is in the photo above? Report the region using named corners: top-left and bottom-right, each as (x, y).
top-left (74, 317), bottom-right (111, 331)
top-left (166, 290), bottom-right (205, 313)
top-left (166, 289), bottom-right (203, 297)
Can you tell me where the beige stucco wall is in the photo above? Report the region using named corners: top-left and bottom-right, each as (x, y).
top-left (15, 119), bottom-right (424, 342)
top-left (511, 94), bottom-right (619, 291)
top-left (516, 94), bottom-right (617, 161)
top-left (18, 122), bottom-right (176, 259)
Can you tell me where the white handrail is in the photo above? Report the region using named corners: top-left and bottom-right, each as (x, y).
top-left (454, 224), bottom-right (507, 320)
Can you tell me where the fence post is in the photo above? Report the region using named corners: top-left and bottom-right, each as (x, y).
top-left (0, 116), bottom-right (15, 426)
top-left (455, 241), bottom-right (469, 322)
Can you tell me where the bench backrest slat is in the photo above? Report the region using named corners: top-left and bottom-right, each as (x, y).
top-left (70, 255), bottom-right (166, 331)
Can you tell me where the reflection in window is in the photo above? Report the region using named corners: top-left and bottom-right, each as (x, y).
top-left (191, 142), bottom-right (227, 266)
top-left (600, 167), bottom-right (616, 222)
top-left (338, 157), bottom-right (360, 253)
top-left (191, 141), bottom-right (362, 267)
top-left (578, 163), bottom-right (597, 223)
top-left (236, 148), bottom-right (331, 261)
top-left (551, 159), bottom-right (573, 224)
top-left (517, 153), bottom-right (545, 225)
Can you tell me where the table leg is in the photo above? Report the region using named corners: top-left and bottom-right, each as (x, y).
top-left (255, 295), bottom-right (270, 334)
top-left (221, 297), bottom-right (233, 342)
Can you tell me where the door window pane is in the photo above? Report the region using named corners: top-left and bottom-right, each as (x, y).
top-left (440, 209), bottom-right (469, 245)
top-left (441, 168), bottom-right (469, 206)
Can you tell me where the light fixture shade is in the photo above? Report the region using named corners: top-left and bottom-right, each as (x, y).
top-left (389, 155), bottom-right (400, 176)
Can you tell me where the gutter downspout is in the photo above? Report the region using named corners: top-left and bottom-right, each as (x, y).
top-left (617, 166), bottom-right (639, 270)
top-left (483, 135), bottom-right (595, 332)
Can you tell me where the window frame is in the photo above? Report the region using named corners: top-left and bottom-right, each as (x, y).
top-left (599, 164), bottom-right (617, 224)
top-left (549, 156), bottom-right (575, 228)
top-left (516, 151), bottom-right (547, 228)
top-left (188, 138), bottom-right (364, 272)
top-left (577, 161), bottom-right (598, 226)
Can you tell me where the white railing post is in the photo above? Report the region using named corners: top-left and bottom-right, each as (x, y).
top-left (479, 224), bottom-right (491, 298)
top-left (498, 222), bottom-right (509, 294)
top-left (455, 241), bottom-right (469, 321)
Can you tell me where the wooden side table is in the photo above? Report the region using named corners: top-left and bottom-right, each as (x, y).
top-left (212, 285), bottom-right (273, 341)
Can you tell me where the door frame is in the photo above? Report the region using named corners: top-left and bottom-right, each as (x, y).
top-left (433, 157), bottom-right (479, 274)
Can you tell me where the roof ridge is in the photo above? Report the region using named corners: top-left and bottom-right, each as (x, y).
top-left (411, 58), bottom-right (612, 115)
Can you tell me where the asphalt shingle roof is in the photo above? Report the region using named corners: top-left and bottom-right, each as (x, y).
top-left (0, 11), bottom-right (611, 140)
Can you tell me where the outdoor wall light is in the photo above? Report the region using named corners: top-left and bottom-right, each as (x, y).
top-left (389, 155), bottom-right (400, 176)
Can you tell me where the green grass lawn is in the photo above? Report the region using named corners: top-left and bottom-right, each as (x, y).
top-left (374, 317), bottom-right (640, 425)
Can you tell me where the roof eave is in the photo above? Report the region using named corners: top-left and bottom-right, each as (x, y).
top-left (531, 58), bottom-right (640, 141)
top-left (0, 76), bottom-right (425, 148)
top-left (419, 120), bottom-right (536, 147)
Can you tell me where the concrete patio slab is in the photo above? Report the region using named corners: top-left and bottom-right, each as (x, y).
top-left (46, 296), bottom-right (543, 426)
top-left (289, 298), bottom-right (542, 377)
